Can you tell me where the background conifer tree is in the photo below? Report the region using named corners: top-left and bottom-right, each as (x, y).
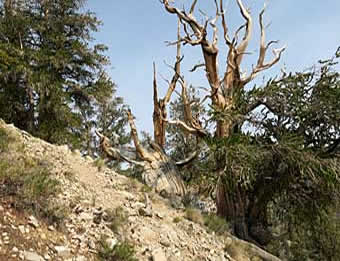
top-left (0, 0), bottom-right (127, 150)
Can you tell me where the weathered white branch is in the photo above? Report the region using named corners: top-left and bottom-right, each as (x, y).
top-left (220, 0), bottom-right (232, 45)
top-left (127, 110), bottom-right (155, 163)
top-left (176, 150), bottom-right (199, 167)
top-left (241, 3), bottom-right (286, 85)
top-left (235, 0), bottom-right (253, 66)
top-left (95, 130), bottom-right (145, 167)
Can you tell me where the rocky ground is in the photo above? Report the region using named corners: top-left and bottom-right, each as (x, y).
top-left (0, 120), bottom-right (279, 261)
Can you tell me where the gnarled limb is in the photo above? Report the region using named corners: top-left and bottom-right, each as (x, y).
top-left (164, 116), bottom-right (208, 138)
top-left (96, 130), bottom-right (145, 167)
top-left (127, 109), bottom-right (155, 163)
top-left (241, 4), bottom-right (286, 84)
top-left (153, 20), bottom-right (182, 148)
top-left (162, 0), bottom-right (286, 247)
top-left (96, 124), bottom-right (186, 197)
top-left (175, 150), bottom-right (199, 167)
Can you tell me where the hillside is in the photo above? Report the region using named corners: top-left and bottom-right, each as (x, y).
top-left (0, 119), bottom-right (280, 261)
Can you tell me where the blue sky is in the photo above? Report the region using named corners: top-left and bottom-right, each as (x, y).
top-left (86, 0), bottom-right (340, 133)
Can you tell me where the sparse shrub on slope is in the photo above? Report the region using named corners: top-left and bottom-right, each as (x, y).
top-left (97, 236), bottom-right (137, 261)
top-left (204, 213), bottom-right (230, 235)
top-left (0, 122), bottom-right (63, 226)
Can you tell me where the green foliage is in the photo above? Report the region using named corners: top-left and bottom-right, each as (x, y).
top-left (268, 205), bottom-right (340, 261)
top-left (0, 152), bottom-right (62, 226)
top-left (97, 236), bottom-right (137, 261)
top-left (105, 207), bottom-right (128, 233)
top-left (140, 184), bottom-right (152, 193)
top-left (185, 208), bottom-right (204, 225)
top-left (173, 216), bottom-right (182, 223)
top-left (40, 203), bottom-right (70, 229)
top-left (203, 213), bottom-right (230, 235)
top-left (0, 0), bottom-right (127, 152)
top-left (93, 158), bottom-right (106, 171)
top-left (0, 124), bottom-right (14, 152)
top-left (0, 156), bottom-right (60, 203)
top-left (209, 49), bottom-right (340, 256)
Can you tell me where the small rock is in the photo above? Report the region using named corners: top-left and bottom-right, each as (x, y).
top-left (93, 215), bottom-right (102, 224)
top-left (74, 205), bottom-right (84, 214)
top-left (138, 207), bottom-right (153, 217)
top-left (132, 202), bottom-right (145, 209)
top-left (48, 225), bottom-right (55, 231)
top-left (24, 251), bottom-right (44, 261)
top-left (152, 248), bottom-right (167, 261)
top-left (106, 238), bottom-right (118, 249)
top-left (12, 246), bottom-right (19, 252)
top-left (54, 246), bottom-right (71, 258)
top-left (19, 225), bottom-right (26, 234)
top-left (0, 205), bottom-right (4, 212)
top-left (156, 213), bottom-right (164, 219)
top-left (4, 236), bottom-right (10, 244)
top-left (93, 207), bottom-right (103, 216)
top-left (88, 240), bottom-right (96, 250)
top-left (225, 237), bottom-right (232, 246)
top-left (160, 239), bottom-right (171, 248)
top-left (79, 212), bottom-right (92, 221)
top-left (28, 216), bottom-right (39, 229)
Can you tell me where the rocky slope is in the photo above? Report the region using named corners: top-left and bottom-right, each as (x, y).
top-left (0, 120), bottom-right (280, 261)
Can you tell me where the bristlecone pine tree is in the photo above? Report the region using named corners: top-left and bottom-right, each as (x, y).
top-left (0, 0), bottom-right (125, 150)
top-left (157, 0), bottom-right (340, 251)
top-left (97, 0), bottom-right (340, 254)
top-left (158, 0), bottom-right (287, 244)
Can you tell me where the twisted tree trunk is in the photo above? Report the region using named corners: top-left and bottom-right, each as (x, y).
top-left (161, 0), bottom-right (285, 246)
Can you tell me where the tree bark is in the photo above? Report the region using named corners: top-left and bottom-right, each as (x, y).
top-left (216, 178), bottom-right (273, 246)
top-left (161, 0), bottom-right (285, 247)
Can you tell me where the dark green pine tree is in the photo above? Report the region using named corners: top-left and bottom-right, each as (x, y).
top-left (0, 0), bottom-right (125, 149)
top-left (81, 72), bottom-right (129, 159)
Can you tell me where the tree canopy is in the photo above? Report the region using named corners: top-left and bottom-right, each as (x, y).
top-left (0, 0), bottom-right (126, 150)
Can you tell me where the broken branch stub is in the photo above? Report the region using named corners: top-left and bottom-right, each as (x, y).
top-left (153, 19), bottom-right (183, 149)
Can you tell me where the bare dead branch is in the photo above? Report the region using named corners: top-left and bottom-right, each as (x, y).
top-left (176, 150), bottom-right (199, 167)
top-left (189, 0), bottom-right (198, 14)
top-left (180, 80), bottom-right (194, 123)
top-left (161, 0), bottom-right (219, 93)
top-left (210, 1), bottom-right (220, 48)
top-left (189, 62), bottom-right (206, 72)
top-left (164, 20), bottom-right (182, 103)
top-left (241, 3), bottom-right (286, 84)
top-left (235, 0), bottom-right (253, 66)
top-left (95, 130), bottom-right (145, 167)
top-left (153, 62), bottom-right (158, 106)
top-left (220, 0), bottom-right (232, 45)
top-left (159, 73), bottom-right (171, 85)
top-left (165, 118), bottom-right (207, 137)
top-left (127, 109), bottom-right (155, 163)
top-left (162, 0), bottom-right (204, 38)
